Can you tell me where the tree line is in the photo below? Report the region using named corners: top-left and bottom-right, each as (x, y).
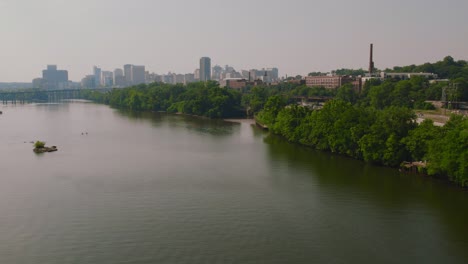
top-left (79, 56), bottom-right (468, 186)
top-left (256, 96), bottom-right (467, 186)
top-left (80, 81), bottom-right (244, 118)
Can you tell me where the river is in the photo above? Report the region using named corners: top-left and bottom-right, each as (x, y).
top-left (0, 101), bottom-right (467, 264)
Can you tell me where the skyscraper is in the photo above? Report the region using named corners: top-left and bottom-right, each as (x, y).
top-left (199, 57), bottom-right (211, 81)
top-left (93, 66), bottom-right (102, 87)
top-left (101, 71), bottom-right (114, 87)
top-left (122, 64), bottom-right (146, 86)
top-left (114, 68), bottom-right (125, 87)
top-left (131, 65), bottom-right (146, 85)
top-left (42, 65), bottom-right (69, 90)
top-left (124, 64), bottom-right (133, 84)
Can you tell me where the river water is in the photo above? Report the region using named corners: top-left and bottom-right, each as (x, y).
top-left (0, 101), bottom-right (467, 264)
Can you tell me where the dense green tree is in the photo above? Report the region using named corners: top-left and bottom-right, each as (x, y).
top-left (256, 95), bottom-right (287, 126)
top-left (335, 84), bottom-right (358, 104)
top-left (272, 105), bottom-right (310, 142)
top-left (426, 115), bottom-right (468, 186)
top-left (402, 119), bottom-right (441, 161)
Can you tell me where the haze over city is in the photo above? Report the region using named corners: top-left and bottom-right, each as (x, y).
top-left (1, 0), bottom-right (468, 82)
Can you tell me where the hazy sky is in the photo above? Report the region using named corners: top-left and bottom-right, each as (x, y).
top-left (1, 0), bottom-right (468, 82)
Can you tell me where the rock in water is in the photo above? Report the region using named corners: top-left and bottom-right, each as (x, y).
top-left (33, 146), bottom-right (58, 153)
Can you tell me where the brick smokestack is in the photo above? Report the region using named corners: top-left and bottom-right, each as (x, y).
top-left (369, 43), bottom-right (374, 75)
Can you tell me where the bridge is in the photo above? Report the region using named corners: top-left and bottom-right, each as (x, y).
top-left (0, 88), bottom-right (113, 104)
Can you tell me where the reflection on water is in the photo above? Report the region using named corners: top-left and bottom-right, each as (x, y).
top-left (263, 133), bottom-right (468, 262)
top-left (116, 110), bottom-right (238, 137)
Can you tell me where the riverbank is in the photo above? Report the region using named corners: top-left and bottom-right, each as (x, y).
top-left (223, 118), bottom-right (255, 124)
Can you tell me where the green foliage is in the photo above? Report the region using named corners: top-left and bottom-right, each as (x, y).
top-left (426, 115), bottom-right (468, 186)
top-left (335, 84), bottom-right (358, 104)
top-left (272, 104), bottom-right (310, 142)
top-left (34, 141), bottom-right (45, 149)
top-left (289, 85), bottom-right (335, 97)
top-left (334, 68), bottom-right (366, 76)
top-left (81, 82), bottom-right (243, 119)
top-left (256, 95), bottom-right (287, 127)
top-left (402, 119), bottom-right (440, 161)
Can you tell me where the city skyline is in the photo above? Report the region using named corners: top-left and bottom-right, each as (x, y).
top-left (1, 0), bottom-right (468, 82)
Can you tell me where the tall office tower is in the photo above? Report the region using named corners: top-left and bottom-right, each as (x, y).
top-left (42, 65), bottom-right (69, 90)
top-left (114, 68), bottom-right (123, 78)
top-left (124, 64), bottom-right (133, 84)
top-left (199, 57), bottom-right (211, 81)
top-left (101, 71), bottom-right (114, 87)
top-left (113, 68), bottom-right (125, 87)
top-left (194, 69), bottom-right (200, 80)
top-left (93, 66), bottom-right (102, 87)
top-left (131, 65), bottom-right (146, 85)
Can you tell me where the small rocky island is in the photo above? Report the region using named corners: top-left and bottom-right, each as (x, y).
top-left (33, 141), bottom-right (58, 153)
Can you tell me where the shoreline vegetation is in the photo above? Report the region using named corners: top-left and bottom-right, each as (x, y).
top-left (79, 57), bottom-right (468, 187)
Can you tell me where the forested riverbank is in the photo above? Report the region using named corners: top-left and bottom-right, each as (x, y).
top-left (256, 96), bottom-right (467, 186)
top-left (79, 57), bottom-right (468, 186)
top-left (80, 81), bottom-right (244, 118)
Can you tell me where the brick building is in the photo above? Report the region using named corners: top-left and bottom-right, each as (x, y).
top-left (305, 75), bottom-right (354, 89)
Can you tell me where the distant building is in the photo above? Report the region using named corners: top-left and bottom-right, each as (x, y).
top-left (184, 73), bottom-right (195, 84)
top-left (305, 75), bottom-right (354, 89)
top-left (225, 78), bottom-right (247, 89)
top-left (146, 72), bottom-right (162, 83)
top-left (42, 65), bottom-right (69, 90)
top-left (114, 68), bottom-right (124, 79)
top-left (212, 65), bottom-right (223, 81)
top-left (81, 75), bottom-right (96, 88)
top-left (175, 74), bottom-right (185, 84)
top-left (247, 68), bottom-right (279, 83)
top-left (361, 72), bottom-right (438, 88)
top-left (123, 64), bottom-right (146, 85)
top-left (221, 78), bottom-right (264, 89)
top-left (241, 70), bottom-right (250, 80)
top-left (194, 69), bottom-right (200, 81)
top-left (101, 71), bottom-right (114, 87)
top-left (200, 57), bottom-right (211, 81)
top-left (32, 78), bottom-right (47, 89)
top-left (131, 65), bottom-right (146, 85)
top-left (93, 66), bottom-right (102, 87)
top-left (380, 72), bottom-right (437, 80)
top-left (162, 73), bottom-right (174, 84)
top-left (124, 64), bottom-right (133, 84)
top-left (114, 68), bottom-right (126, 87)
